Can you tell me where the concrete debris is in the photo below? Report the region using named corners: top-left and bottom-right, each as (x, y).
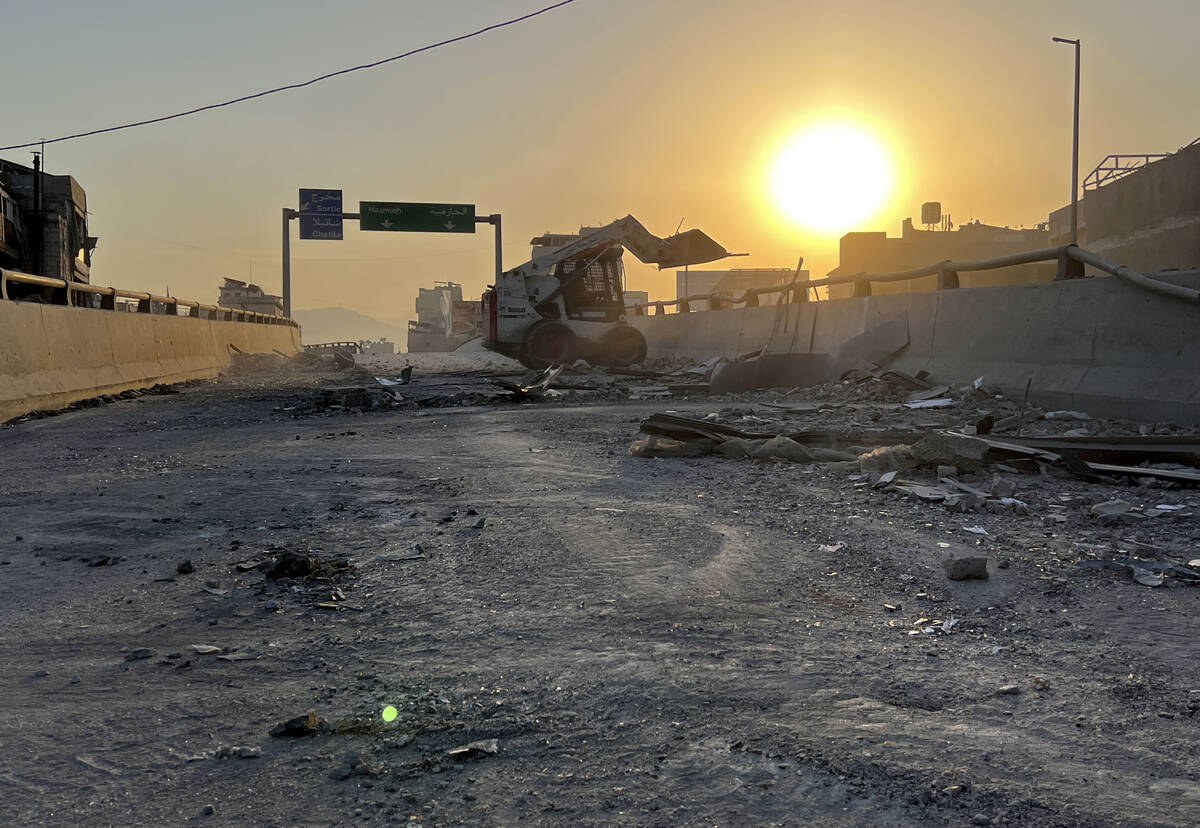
top-left (628, 435), bottom-right (712, 458)
top-left (1045, 410), bottom-right (1091, 420)
top-left (911, 432), bottom-right (990, 472)
top-left (489, 364), bottom-right (565, 399)
top-left (1075, 559), bottom-right (1200, 587)
top-left (904, 398), bottom-right (955, 409)
top-left (1091, 499), bottom-right (1133, 518)
top-left (710, 353), bottom-right (830, 394)
top-left (176, 559), bottom-right (195, 575)
top-left (990, 478), bottom-right (1017, 499)
top-left (943, 554), bottom-right (990, 580)
top-left (445, 738), bottom-right (500, 760)
top-left (329, 751), bottom-right (381, 780)
top-left (269, 712), bottom-right (323, 738)
top-left (859, 445), bottom-right (917, 473)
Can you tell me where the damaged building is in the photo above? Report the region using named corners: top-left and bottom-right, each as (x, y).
top-left (0, 157), bottom-right (98, 285)
top-left (407, 281), bottom-right (484, 353)
top-left (218, 277), bottom-right (284, 315)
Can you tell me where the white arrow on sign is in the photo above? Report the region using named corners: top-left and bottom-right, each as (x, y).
top-left (444, 221), bottom-right (456, 231)
top-left (381, 219), bottom-right (393, 229)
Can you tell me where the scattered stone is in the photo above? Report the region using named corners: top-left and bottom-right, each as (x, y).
top-left (858, 445), bottom-right (916, 473)
top-left (329, 750), bottom-right (380, 780)
top-left (628, 435), bottom-right (712, 458)
top-left (214, 745), bottom-right (262, 759)
top-left (176, 559), bottom-right (195, 575)
top-left (188, 644), bottom-right (222, 655)
top-left (990, 477), bottom-right (1017, 498)
top-left (972, 815), bottom-right (991, 826)
top-left (470, 517), bottom-right (486, 529)
top-left (202, 805), bottom-right (215, 816)
top-left (996, 684), bottom-right (1022, 695)
top-left (124, 648), bottom-right (154, 661)
top-left (446, 738), bottom-right (500, 760)
top-left (270, 711), bottom-right (322, 738)
top-left (264, 599), bottom-right (279, 611)
top-left (936, 465), bottom-right (958, 479)
top-left (1091, 499), bottom-right (1132, 518)
top-left (943, 554), bottom-right (990, 580)
top-left (85, 555), bottom-right (113, 567)
top-left (911, 432), bottom-right (989, 472)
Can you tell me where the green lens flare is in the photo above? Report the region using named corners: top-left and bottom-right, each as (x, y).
top-left (381, 705), bottom-right (398, 723)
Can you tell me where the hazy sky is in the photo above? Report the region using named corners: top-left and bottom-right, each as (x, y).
top-left (5, 0), bottom-right (1198, 325)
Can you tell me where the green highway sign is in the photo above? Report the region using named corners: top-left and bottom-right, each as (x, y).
top-left (359, 201), bottom-right (476, 233)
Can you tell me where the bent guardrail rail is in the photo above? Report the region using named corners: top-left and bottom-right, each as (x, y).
top-left (627, 244), bottom-right (1200, 316)
top-left (0, 268), bottom-right (300, 328)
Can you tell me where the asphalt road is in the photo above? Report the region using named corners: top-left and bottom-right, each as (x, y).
top-left (2, 371), bottom-right (1198, 826)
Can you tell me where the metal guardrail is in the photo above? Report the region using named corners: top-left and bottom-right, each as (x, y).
top-left (0, 268), bottom-right (300, 328)
top-left (627, 244), bottom-right (1200, 316)
top-left (304, 341), bottom-right (362, 353)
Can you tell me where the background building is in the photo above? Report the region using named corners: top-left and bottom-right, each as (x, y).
top-left (827, 211), bottom-right (1051, 298)
top-left (408, 281), bottom-right (483, 352)
top-left (676, 268), bottom-right (805, 310)
top-left (218, 277), bottom-right (283, 315)
top-left (0, 158), bottom-right (97, 284)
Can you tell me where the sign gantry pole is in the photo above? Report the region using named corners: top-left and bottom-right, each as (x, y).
top-left (282, 193), bottom-right (501, 318)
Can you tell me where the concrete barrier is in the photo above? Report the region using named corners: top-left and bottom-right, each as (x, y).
top-left (0, 301), bottom-right (302, 422)
top-left (632, 275), bottom-right (1200, 423)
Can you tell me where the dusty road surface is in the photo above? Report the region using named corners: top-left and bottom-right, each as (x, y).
top-left (2, 359), bottom-right (1199, 827)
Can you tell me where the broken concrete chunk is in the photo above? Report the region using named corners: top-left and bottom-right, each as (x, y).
top-left (270, 712), bottom-right (322, 738)
top-left (858, 445), bottom-right (916, 473)
top-left (1090, 499), bottom-right (1132, 518)
top-left (628, 435), bottom-right (712, 458)
top-left (750, 435), bottom-right (815, 462)
top-left (911, 432), bottom-right (989, 472)
top-left (943, 554), bottom-right (990, 580)
top-left (718, 438), bottom-right (764, 459)
top-left (446, 738), bottom-right (500, 759)
top-left (990, 477), bottom-right (1017, 498)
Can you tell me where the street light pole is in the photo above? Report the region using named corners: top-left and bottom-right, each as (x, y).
top-left (1053, 36), bottom-right (1081, 246)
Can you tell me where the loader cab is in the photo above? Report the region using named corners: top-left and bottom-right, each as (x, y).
top-left (548, 248), bottom-right (626, 323)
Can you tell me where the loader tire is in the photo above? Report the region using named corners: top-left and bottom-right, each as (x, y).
top-left (520, 322), bottom-right (576, 370)
top-left (599, 326), bottom-right (647, 368)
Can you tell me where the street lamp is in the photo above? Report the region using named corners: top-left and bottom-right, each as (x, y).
top-left (1053, 36), bottom-right (1081, 246)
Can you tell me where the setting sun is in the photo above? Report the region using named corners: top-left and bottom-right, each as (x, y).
top-left (769, 123), bottom-right (892, 234)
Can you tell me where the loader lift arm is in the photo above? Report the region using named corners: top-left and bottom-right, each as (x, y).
top-left (527, 215), bottom-right (731, 313)
top-left (484, 214), bottom-right (734, 370)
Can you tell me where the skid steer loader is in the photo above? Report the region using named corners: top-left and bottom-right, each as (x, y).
top-left (481, 215), bottom-right (730, 369)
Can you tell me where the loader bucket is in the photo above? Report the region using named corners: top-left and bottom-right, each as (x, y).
top-left (615, 216), bottom-right (732, 270)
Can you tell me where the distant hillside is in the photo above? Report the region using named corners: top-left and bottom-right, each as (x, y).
top-left (293, 307), bottom-right (406, 346)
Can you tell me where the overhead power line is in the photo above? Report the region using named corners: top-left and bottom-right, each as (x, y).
top-left (0, 0), bottom-right (578, 152)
